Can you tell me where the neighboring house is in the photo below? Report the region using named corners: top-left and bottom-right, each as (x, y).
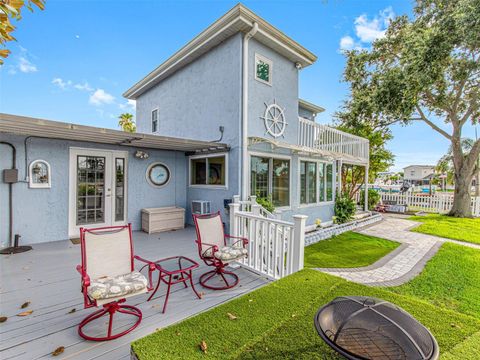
top-left (403, 165), bottom-right (435, 186)
top-left (0, 4), bottom-right (369, 247)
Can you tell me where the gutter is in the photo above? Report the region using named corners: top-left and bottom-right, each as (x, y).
top-left (241, 22), bottom-right (258, 200)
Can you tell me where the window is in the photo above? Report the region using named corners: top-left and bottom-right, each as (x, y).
top-left (300, 160), bottom-right (334, 205)
top-left (255, 54), bottom-right (272, 85)
top-left (190, 154), bottom-right (227, 187)
top-left (250, 156), bottom-right (290, 207)
top-left (29, 160), bottom-right (51, 188)
top-left (151, 109), bottom-right (158, 133)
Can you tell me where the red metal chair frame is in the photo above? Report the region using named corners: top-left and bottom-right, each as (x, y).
top-left (193, 212), bottom-right (248, 290)
top-left (77, 224), bottom-right (155, 341)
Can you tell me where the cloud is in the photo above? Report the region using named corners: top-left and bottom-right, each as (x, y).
top-left (75, 34), bottom-right (80, 39)
top-left (18, 57), bottom-right (37, 73)
top-left (339, 7), bottom-right (394, 51)
top-left (7, 47), bottom-right (38, 74)
top-left (119, 99), bottom-right (136, 112)
top-left (89, 89), bottom-right (115, 106)
top-left (74, 82), bottom-right (93, 92)
top-left (52, 78), bottom-right (72, 89)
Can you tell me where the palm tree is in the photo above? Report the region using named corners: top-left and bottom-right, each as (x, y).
top-left (118, 113), bottom-right (136, 133)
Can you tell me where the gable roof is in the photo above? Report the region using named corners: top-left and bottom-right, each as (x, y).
top-left (298, 99), bottom-right (325, 115)
top-left (123, 3), bottom-right (317, 100)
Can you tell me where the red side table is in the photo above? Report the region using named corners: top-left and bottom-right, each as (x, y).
top-left (143, 256), bottom-right (201, 313)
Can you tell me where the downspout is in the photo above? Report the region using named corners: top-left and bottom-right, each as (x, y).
top-left (0, 141), bottom-right (15, 248)
top-left (241, 22), bottom-right (258, 200)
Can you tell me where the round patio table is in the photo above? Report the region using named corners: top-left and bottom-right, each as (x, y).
top-left (143, 256), bottom-right (201, 313)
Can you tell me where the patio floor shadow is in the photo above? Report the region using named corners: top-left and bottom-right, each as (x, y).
top-left (0, 226), bottom-right (270, 360)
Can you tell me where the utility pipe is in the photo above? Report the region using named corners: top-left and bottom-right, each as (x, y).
top-left (0, 141), bottom-right (16, 247)
top-left (241, 22), bottom-right (258, 200)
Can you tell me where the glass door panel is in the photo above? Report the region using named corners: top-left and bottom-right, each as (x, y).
top-left (76, 155), bottom-right (105, 225)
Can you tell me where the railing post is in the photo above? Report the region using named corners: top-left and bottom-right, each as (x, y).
top-left (250, 195), bottom-right (257, 204)
top-left (229, 198), bottom-right (240, 237)
top-left (292, 215), bottom-right (308, 273)
top-left (251, 203), bottom-right (261, 216)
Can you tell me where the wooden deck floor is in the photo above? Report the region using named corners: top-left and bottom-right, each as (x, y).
top-left (0, 227), bottom-right (271, 360)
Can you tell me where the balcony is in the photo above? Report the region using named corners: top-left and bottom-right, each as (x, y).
top-left (298, 117), bottom-right (369, 165)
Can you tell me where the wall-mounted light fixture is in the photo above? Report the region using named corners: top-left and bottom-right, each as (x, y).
top-left (135, 150), bottom-right (149, 159)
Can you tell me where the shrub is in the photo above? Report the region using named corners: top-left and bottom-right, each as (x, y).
top-left (334, 195), bottom-right (356, 224)
top-left (256, 194), bottom-right (275, 213)
top-left (359, 189), bottom-right (381, 210)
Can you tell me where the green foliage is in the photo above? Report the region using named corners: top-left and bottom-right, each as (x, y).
top-left (255, 194), bottom-right (275, 213)
top-left (132, 269), bottom-right (480, 360)
top-left (359, 188), bottom-right (381, 210)
top-left (409, 214), bottom-right (480, 245)
top-left (304, 232), bottom-right (399, 268)
top-left (118, 113), bottom-right (136, 133)
top-left (334, 195), bottom-right (356, 224)
top-left (339, 0), bottom-right (480, 217)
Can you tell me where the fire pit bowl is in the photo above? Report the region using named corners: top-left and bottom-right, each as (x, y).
top-left (314, 296), bottom-right (439, 360)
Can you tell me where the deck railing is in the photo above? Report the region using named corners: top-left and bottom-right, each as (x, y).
top-left (229, 197), bottom-right (307, 279)
top-left (298, 117), bottom-right (369, 163)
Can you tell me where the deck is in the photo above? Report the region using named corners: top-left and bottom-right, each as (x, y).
top-left (0, 227), bottom-right (271, 360)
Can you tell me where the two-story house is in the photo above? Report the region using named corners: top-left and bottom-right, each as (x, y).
top-left (403, 165), bottom-right (435, 186)
top-left (0, 4), bottom-right (369, 248)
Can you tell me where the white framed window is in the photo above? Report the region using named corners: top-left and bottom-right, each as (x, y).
top-left (189, 153), bottom-right (228, 188)
top-left (250, 154), bottom-right (291, 207)
top-left (299, 159), bottom-right (334, 205)
top-left (255, 53), bottom-right (272, 86)
top-left (29, 159), bottom-right (51, 188)
top-left (151, 108), bottom-right (158, 133)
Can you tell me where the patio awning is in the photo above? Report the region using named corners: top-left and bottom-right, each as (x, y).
top-left (0, 113), bottom-right (229, 153)
top-left (248, 136), bottom-right (368, 165)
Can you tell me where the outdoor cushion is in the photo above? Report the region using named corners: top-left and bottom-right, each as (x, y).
top-left (87, 271), bottom-right (148, 300)
top-left (204, 246), bottom-right (248, 261)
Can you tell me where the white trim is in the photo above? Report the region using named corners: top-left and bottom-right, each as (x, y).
top-left (68, 147), bottom-right (129, 238)
top-left (254, 53), bottom-right (273, 86)
top-left (188, 152), bottom-right (229, 189)
top-left (28, 159), bottom-right (51, 188)
top-left (146, 162), bottom-right (171, 188)
top-left (151, 108), bottom-right (159, 133)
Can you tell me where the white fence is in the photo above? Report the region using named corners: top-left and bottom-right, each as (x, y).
top-left (298, 117), bottom-right (369, 163)
top-left (229, 197), bottom-right (307, 279)
top-left (380, 193), bottom-right (480, 217)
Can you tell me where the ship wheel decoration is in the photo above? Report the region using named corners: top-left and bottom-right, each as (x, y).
top-left (261, 99), bottom-right (287, 138)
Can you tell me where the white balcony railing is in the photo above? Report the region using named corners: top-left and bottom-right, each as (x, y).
top-left (298, 117), bottom-right (369, 164)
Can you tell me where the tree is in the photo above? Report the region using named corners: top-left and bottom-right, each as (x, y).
top-left (341, 0), bottom-right (480, 217)
top-left (118, 113), bottom-right (136, 133)
top-left (437, 138), bottom-right (476, 191)
top-left (335, 107), bottom-right (395, 199)
top-left (0, 0), bottom-right (45, 64)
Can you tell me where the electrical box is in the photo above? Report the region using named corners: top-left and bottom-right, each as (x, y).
top-left (3, 169), bottom-right (18, 183)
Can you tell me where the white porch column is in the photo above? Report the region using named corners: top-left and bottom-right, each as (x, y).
top-left (229, 197), bottom-right (240, 237)
top-left (291, 215), bottom-right (308, 273)
top-left (337, 160), bottom-right (343, 195)
top-left (364, 165), bottom-right (369, 212)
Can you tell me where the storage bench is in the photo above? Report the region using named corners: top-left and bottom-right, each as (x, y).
top-left (141, 207), bottom-right (185, 234)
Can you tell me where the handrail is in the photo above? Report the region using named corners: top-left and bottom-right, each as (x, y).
top-left (235, 210), bottom-right (294, 227)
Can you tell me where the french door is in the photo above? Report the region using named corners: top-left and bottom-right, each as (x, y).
top-left (69, 148), bottom-right (128, 238)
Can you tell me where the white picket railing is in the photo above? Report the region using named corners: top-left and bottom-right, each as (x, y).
top-left (229, 198), bottom-right (307, 279)
top-left (298, 117), bottom-right (369, 164)
top-left (379, 193), bottom-right (480, 217)
top-left (235, 195), bottom-right (280, 220)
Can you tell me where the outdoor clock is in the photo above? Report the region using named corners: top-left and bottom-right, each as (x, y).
top-left (146, 162), bottom-right (170, 187)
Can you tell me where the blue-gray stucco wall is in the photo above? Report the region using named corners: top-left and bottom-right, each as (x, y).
top-left (298, 106), bottom-right (316, 121)
top-left (0, 134), bottom-right (187, 247)
top-left (134, 34), bottom-right (243, 225)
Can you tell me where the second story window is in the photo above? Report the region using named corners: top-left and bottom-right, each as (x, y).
top-left (151, 109), bottom-right (158, 133)
top-left (255, 54), bottom-right (272, 86)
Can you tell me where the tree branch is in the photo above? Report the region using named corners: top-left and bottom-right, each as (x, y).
top-left (415, 105), bottom-right (452, 140)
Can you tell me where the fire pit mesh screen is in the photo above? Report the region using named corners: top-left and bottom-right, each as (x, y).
top-left (314, 296), bottom-right (439, 360)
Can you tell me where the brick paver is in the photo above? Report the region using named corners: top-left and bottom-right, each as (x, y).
top-left (316, 216), bottom-right (479, 286)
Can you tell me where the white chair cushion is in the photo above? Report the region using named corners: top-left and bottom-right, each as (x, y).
top-left (203, 246), bottom-right (248, 261)
top-left (88, 271), bottom-right (148, 300)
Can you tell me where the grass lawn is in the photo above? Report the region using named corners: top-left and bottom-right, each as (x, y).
top-left (304, 231), bottom-right (400, 268)
top-left (132, 268), bottom-right (480, 359)
top-left (409, 214), bottom-right (480, 245)
top-left (389, 242), bottom-right (480, 319)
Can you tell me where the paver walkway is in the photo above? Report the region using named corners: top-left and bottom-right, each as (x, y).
top-left (317, 216), bottom-right (480, 287)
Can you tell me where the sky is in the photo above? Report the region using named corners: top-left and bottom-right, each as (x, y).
top-left (0, 0), bottom-right (476, 171)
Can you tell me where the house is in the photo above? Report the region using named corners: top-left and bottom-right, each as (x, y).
top-left (403, 165), bottom-right (435, 186)
top-left (0, 4), bottom-right (369, 248)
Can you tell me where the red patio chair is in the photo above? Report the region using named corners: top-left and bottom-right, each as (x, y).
top-left (193, 212), bottom-right (248, 290)
top-left (76, 224), bottom-right (155, 341)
